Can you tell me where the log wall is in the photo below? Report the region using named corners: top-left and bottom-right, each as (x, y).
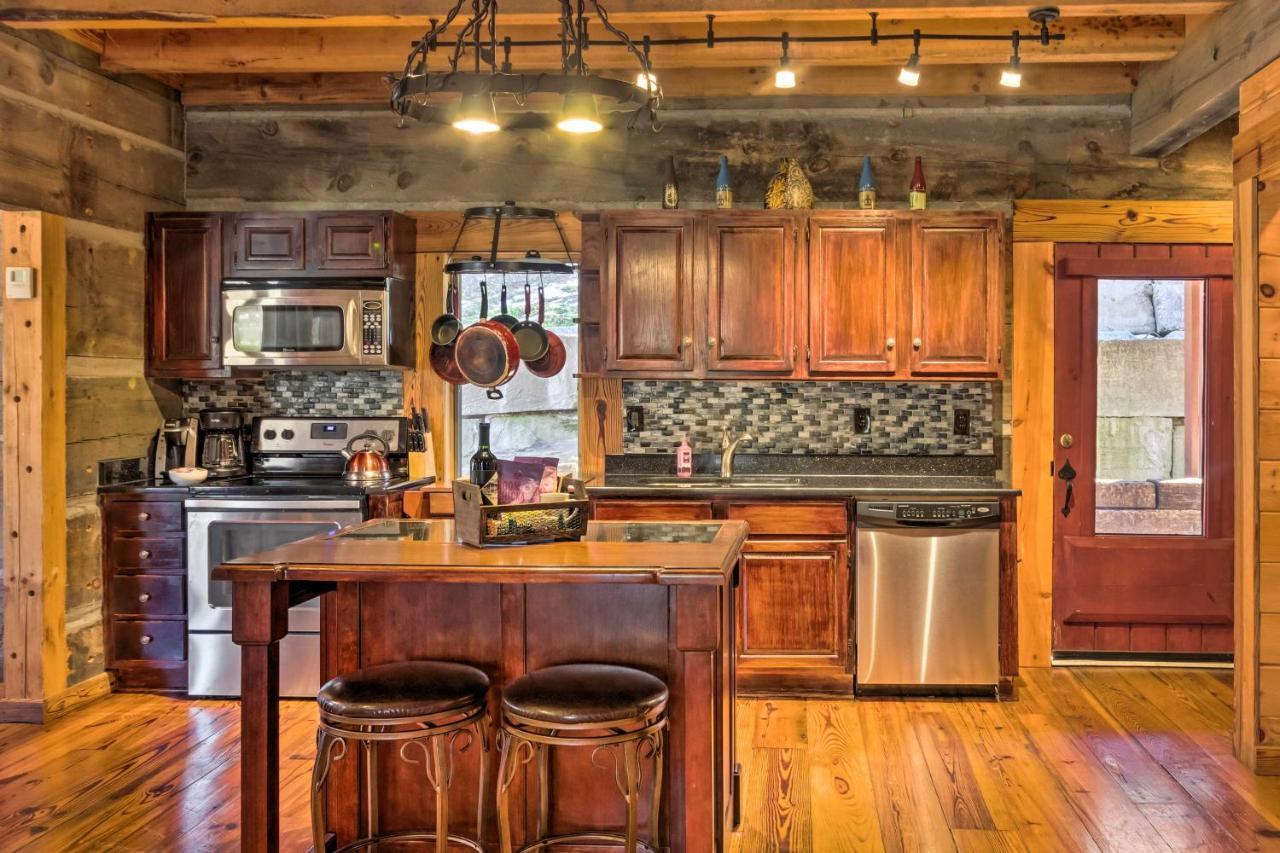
top-left (0, 26), bottom-right (184, 692)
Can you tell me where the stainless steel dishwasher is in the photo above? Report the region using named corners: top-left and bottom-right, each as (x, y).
top-left (855, 501), bottom-right (1001, 694)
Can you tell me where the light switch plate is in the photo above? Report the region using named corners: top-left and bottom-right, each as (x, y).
top-left (5, 266), bottom-right (35, 299)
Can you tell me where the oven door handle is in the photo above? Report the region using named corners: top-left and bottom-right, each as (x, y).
top-left (184, 499), bottom-right (364, 511)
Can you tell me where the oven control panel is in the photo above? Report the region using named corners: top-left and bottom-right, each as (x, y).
top-left (362, 300), bottom-right (384, 356)
top-left (253, 417), bottom-right (404, 453)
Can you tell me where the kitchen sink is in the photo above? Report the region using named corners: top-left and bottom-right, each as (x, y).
top-left (630, 476), bottom-right (804, 488)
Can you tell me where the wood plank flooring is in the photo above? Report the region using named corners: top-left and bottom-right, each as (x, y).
top-left (1, 668), bottom-right (1277, 851)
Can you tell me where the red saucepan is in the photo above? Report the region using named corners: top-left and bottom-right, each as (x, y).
top-left (429, 279), bottom-right (466, 385)
top-left (526, 282), bottom-right (567, 378)
top-left (455, 279), bottom-right (521, 399)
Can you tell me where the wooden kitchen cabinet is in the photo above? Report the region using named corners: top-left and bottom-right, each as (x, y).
top-left (706, 212), bottom-right (798, 373)
top-left (806, 214), bottom-right (902, 375)
top-left (909, 215), bottom-right (1004, 376)
top-left (591, 209), bottom-right (1004, 380)
top-left (602, 212), bottom-right (699, 373)
top-left (228, 213), bottom-right (307, 275)
top-left (147, 213), bottom-right (225, 379)
top-left (313, 213), bottom-right (388, 271)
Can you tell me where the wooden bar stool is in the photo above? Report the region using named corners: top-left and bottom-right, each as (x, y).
top-left (311, 660), bottom-right (493, 853)
top-left (495, 664), bottom-right (668, 853)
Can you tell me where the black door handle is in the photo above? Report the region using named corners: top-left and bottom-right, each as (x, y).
top-left (1058, 458), bottom-right (1076, 518)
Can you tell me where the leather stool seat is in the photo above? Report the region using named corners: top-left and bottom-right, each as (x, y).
top-left (501, 664), bottom-right (668, 726)
top-left (317, 660), bottom-right (489, 720)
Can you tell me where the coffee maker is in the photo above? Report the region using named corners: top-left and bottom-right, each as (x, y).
top-left (152, 416), bottom-right (199, 481)
top-left (198, 409), bottom-right (247, 478)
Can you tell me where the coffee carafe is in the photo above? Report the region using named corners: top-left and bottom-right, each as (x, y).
top-left (198, 409), bottom-right (247, 478)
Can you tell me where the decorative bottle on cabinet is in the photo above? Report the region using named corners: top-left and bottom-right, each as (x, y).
top-left (858, 156), bottom-right (877, 209)
top-left (909, 156), bottom-right (928, 210)
top-left (662, 156), bottom-right (679, 209)
top-left (715, 155), bottom-right (733, 209)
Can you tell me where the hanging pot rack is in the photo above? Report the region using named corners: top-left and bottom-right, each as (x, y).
top-left (444, 202), bottom-right (577, 275)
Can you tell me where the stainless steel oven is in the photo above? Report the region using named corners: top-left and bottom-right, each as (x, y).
top-left (222, 278), bottom-right (415, 369)
top-left (185, 497), bottom-right (364, 697)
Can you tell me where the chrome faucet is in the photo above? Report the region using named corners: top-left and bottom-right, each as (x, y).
top-left (720, 426), bottom-right (755, 479)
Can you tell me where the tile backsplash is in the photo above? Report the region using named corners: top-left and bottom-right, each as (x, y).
top-left (183, 371), bottom-right (404, 417)
top-left (623, 380), bottom-right (994, 456)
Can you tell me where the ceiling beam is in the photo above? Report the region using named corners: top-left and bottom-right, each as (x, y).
top-left (1130, 0), bottom-right (1280, 156)
top-left (0, 0), bottom-right (1231, 29)
top-left (178, 63), bottom-right (1141, 106)
top-left (99, 16), bottom-right (1183, 75)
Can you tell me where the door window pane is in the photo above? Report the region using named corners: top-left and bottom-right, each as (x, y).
top-left (1094, 279), bottom-right (1204, 536)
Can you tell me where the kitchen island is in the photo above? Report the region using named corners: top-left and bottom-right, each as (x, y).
top-left (213, 518), bottom-right (748, 853)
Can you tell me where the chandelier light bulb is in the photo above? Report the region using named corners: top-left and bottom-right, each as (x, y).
top-left (452, 92), bottom-right (500, 134)
top-left (898, 53), bottom-right (921, 87)
top-left (557, 90), bottom-right (604, 133)
top-left (635, 70), bottom-right (660, 93)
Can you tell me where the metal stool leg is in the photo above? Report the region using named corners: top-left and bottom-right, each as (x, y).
top-left (475, 721), bottom-right (492, 847)
top-left (622, 739), bottom-right (641, 853)
top-left (310, 729), bottom-right (334, 853)
top-left (431, 735), bottom-right (450, 853)
top-left (649, 728), bottom-right (664, 846)
top-left (536, 741), bottom-right (551, 839)
top-left (363, 730), bottom-right (379, 839)
top-left (496, 730), bottom-right (517, 853)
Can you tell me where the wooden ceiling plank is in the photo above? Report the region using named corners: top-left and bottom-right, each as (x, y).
top-left (99, 17), bottom-right (1184, 74)
top-left (0, 0), bottom-right (1231, 29)
top-left (1130, 0), bottom-right (1280, 156)
top-left (178, 63), bottom-right (1141, 106)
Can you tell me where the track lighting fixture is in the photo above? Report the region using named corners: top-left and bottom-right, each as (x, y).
top-left (1000, 32), bottom-right (1023, 88)
top-left (775, 33), bottom-right (796, 89)
top-left (898, 32), bottom-right (922, 87)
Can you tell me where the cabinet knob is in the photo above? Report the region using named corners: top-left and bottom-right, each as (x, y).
top-left (886, 337), bottom-right (895, 350)
top-left (140, 634), bottom-right (153, 645)
top-left (912, 338), bottom-right (922, 350)
top-left (138, 592), bottom-right (152, 603)
top-left (678, 336), bottom-right (692, 354)
top-left (138, 512), bottom-right (151, 521)
top-left (138, 549), bottom-right (151, 559)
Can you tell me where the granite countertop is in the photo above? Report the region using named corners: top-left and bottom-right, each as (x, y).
top-left (589, 473), bottom-right (1018, 498)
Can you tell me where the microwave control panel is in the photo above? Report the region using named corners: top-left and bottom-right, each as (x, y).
top-left (362, 300), bottom-right (384, 356)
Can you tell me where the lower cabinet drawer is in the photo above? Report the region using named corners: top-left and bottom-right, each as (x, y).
top-left (111, 575), bottom-right (186, 617)
top-left (104, 500), bottom-right (183, 533)
top-left (112, 620), bottom-right (186, 662)
top-left (110, 537), bottom-right (184, 571)
top-left (593, 500), bottom-right (714, 521)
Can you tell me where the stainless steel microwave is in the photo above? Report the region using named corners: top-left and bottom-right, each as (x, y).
top-left (221, 278), bottom-right (415, 369)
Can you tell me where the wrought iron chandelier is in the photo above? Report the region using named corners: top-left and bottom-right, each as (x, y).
top-left (388, 3), bottom-right (1066, 134)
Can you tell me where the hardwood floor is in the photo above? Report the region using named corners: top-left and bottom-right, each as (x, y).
top-left (0, 668), bottom-right (1276, 851)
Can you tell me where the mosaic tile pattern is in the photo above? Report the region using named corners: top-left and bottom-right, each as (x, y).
top-left (622, 380), bottom-right (994, 456)
top-left (183, 371), bottom-right (404, 417)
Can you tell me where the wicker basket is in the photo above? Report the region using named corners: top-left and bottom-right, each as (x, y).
top-left (453, 478), bottom-right (589, 547)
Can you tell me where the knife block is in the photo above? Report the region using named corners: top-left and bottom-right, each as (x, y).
top-left (408, 433), bottom-right (436, 481)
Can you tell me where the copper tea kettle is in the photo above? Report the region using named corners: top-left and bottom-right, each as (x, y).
top-left (342, 432), bottom-right (391, 482)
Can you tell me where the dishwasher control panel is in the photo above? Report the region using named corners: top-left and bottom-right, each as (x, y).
top-left (896, 503), bottom-right (995, 521)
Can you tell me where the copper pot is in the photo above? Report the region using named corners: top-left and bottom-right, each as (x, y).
top-left (455, 280), bottom-right (521, 399)
top-left (342, 432), bottom-right (391, 482)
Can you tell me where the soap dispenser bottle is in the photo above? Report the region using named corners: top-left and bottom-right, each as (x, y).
top-left (676, 439), bottom-right (693, 478)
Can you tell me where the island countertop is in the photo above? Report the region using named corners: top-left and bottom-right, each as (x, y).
top-left (214, 518), bottom-right (749, 585)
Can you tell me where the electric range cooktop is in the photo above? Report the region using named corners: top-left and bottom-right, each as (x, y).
top-left (187, 475), bottom-right (431, 498)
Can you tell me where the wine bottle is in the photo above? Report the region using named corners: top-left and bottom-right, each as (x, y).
top-left (909, 156), bottom-right (927, 211)
top-left (662, 156), bottom-right (679, 209)
top-left (470, 422), bottom-right (499, 505)
top-left (715, 155), bottom-right (733, 209)
top-left (858, 156), bottom-right (877, 210)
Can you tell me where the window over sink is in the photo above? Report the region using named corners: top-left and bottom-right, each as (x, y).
top-left (453, 269), bottom-right (580, 474)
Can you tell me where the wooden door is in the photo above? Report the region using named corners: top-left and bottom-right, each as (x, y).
top-left (228, 213), bottom-right (306, 274)
top-left (736, 539), bottom-right (851, 691)
top-left (706, 213), bottom-right (796, 373)
top-left (807, 213), bottom-right (901, 374)
top-left (909, 215), bottom-right (1003, 376)
top-left (146, 213), bottom-right (224, 378)
top-left (602, 213), bottom-right (698, 373)
top-left (1052, 244), bottom-right (1234, 656)
top-left (313, 213), bottom-right (389, 273)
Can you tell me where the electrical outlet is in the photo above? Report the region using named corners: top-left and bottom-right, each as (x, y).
top-left (953, 408), bottom-right (972, 436)
top-left (853, 407), bottom-right (872, 434)
top-left (625, 405), bottom-right (645, 433)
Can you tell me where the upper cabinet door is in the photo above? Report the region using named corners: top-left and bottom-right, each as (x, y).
top-left (807, 214), bottom-right (900, 374)
top-left (706, 213), bottom-right (797, 373)
top-left (909, 215), bottom-right (1004, 376)
top-left (228, 214), bottom-right (306, 275)
top-left (313, 213), bottom-right (389, 272)
top-left (603, 213), bottom-right (698, 373)
top-left (147, 214), bottom-right (224, 378)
